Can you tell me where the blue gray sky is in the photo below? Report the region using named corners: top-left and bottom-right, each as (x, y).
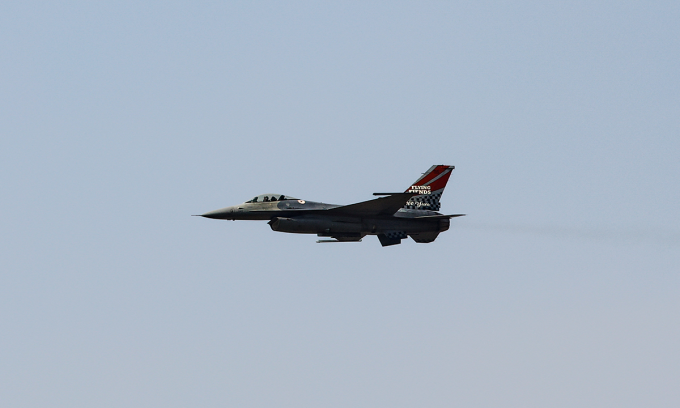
top-left (2, 2), bottom-right (679, 407)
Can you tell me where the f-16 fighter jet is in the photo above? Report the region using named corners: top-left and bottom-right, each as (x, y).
top-left (197, 165), bottom-right (464, 246)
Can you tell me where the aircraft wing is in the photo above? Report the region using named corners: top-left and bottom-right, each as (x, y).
top-left (326, 193), bottom-right (417, 216)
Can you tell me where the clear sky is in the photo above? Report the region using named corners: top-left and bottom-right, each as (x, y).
top-left (2, 2), bottom-right (679, 407)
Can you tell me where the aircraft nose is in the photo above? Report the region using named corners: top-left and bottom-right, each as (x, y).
top-left (199, 207), bottom-right (232, 219)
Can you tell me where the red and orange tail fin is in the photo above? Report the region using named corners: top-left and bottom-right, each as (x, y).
top-left (403, 165), bottom-right (455, 211)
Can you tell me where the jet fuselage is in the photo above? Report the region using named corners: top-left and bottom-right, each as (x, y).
top-left (197, 165), bottom-right (462, 246)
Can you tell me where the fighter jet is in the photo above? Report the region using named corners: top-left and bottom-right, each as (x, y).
top-left (197, 165), bottom-right (464, 246)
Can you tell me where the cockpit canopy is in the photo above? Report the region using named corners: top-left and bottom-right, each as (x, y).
top-left (245, 194), bottom-right (299, 203)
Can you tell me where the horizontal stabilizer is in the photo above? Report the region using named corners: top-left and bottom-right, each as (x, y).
top-left (413, 214), bottom-right (466, 219)
top-left (327, 193), bottom-right (417, 216)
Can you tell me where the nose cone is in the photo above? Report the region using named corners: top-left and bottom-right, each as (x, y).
top-left (200, 206), bottom-right (234, 219)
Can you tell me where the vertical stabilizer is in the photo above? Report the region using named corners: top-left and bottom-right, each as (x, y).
top-left (403, 165), bottom-right (454, 211)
